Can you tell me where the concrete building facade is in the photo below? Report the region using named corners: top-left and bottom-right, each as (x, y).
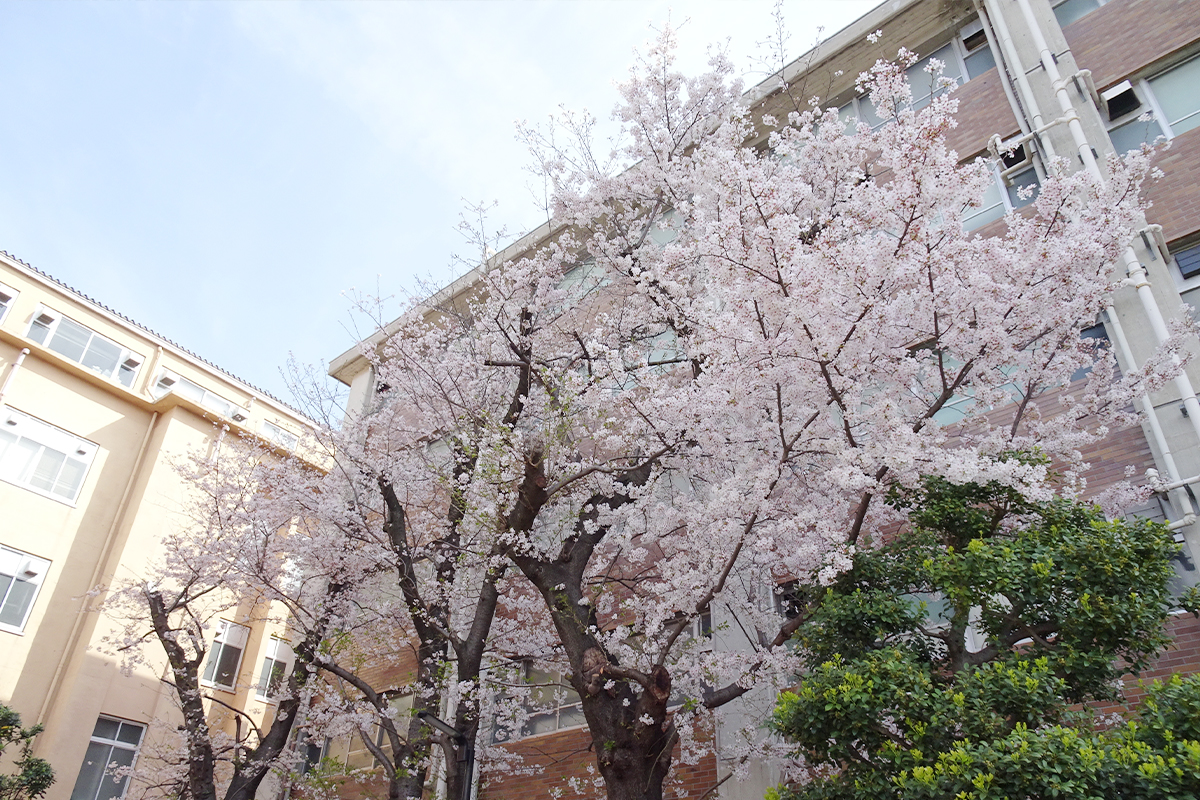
top-left (0, 250), bottom-right (311, 800)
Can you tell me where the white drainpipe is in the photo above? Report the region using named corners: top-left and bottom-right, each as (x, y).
top-left (0, 348), bottom-right (30, 403)
top-left (1012, 0), bottom-right (1200, 437)
top-left (979, 0), bottom-right (1200, 517)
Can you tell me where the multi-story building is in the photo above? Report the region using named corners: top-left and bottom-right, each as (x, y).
top-left (329, 1), bottom-right (1200, 798)
top-left (0, 250), bottom-right (312, 800)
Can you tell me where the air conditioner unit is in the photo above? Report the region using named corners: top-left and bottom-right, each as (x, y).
top-left (1100, 80), bottom-right (1139, 121)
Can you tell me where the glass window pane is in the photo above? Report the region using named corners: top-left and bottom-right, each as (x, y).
top-left (1006, 167), bottom-right (1040, 208)
top-left (964, 47), bottom-right (996, 79)
top-left (28, 448), bottom-right (65, 492)
top-left (523, 712), bottom-right (557, 736)
top-left (0, 578), bottom-right (35, 627)
top-left (27, 319), bottom-right (52, 346)
top-left (201, 394), bottom-right (233, 417)
top-left (1150, 57), bottom-right (1200, 136)
top-left (557, 704), bottom-right (585, 729)
top-left (175, 379), bottom-right (205, 404)
top-left (964, 178), bottom-right (1005, 230)
top-left (92, 718), bottom-right (121, 741)
top-left (1109, 116), bottom-right (1164, 154)
top-left (4, 438), bottom-right (41, 483)
top-left (80, 336), bottom-right (121, 378)
top-left (1181, 287), bottom-right (1200, 323)
top-left (48, 318), bottom-right (91, 363)
top-left (70, 741), bottom-right (111, 800)
top-left (202, 646), bottom-right (221, 684)
top-left (1053, 0), bottom-right (1102, 27)
top-left (214, 644), bottom-right (242, 687)
top-left (94, 745), bottom-right (135, 800)
top-left (117, 362), bottom-right (138, 388)
top-left (115, 723), bottom-right (143, 747)
top-left (53, 457), bottom-right (88, 500)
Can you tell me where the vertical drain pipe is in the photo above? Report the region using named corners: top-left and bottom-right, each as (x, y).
top-left (1013, 0), bottom-right (1200, 442)
top-left (0, 348), bottom-right (30, 403)
top-left (980, 0), bottom-right (1195, 516)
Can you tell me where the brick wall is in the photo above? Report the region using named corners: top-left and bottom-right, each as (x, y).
top-left (1065, 0), bottom-right (1200, 91)
top-left (946, 68), bottom-right (1021, 158)
top-left (1144, 126), bottom-right (1200, 243)
top-left (480, 727), bottom-right (721, 800)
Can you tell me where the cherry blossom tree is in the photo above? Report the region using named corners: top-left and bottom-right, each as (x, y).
top-left (349, 30), bottom-right (1184, 800)
top-left (99, 416), bottom-right (536, 800)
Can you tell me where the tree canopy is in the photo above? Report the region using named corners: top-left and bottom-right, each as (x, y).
top-left (0, 706), bottom-right (54, 800)
top-left (771, 474), bottom-right (1200, 800)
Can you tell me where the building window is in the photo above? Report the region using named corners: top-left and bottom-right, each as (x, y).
top-left (957, 21), bottom-right (995, 80)
top-left (963, 146), bottom-right (1041, 231)
top-left (261, 421), bottom-right (299, 451)
top-left (151, 370), bottom-right (244, 421)
top-left (26, 308), bottom-right (143, 388)
top-left (492, 663), bottom-right (584, 742)
top-left (201, 620), bottom-right (249, 691)
top-left (0, 407), bottom-right (97, 504)
top-left (1052, 0), bottom-right (1105, 28)
top-left (1172, 243), bottom-right (1200, 322)
top-left (320, 693), bottom-right (413, 771)
top-left (69, 716), bottom-right (145, 800)
top-left (0, 544), bottom-right (50, 634)
top-left (837, 34), bottom-right (992, 132)
top-left (1105, 55), bottom-right (1200, 154)
top-left (0, 282), bottom-right (17, 325)
top-left (256, 637), bottom-right (294, 701)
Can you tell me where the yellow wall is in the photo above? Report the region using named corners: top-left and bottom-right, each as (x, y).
top-left (0, 253), bottom-right (309, 800)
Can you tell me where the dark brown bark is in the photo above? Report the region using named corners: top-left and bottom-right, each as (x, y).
top-left (146, 586), bottom-right (321, 800)
top-left (500, 452), bottom-right (677, 800)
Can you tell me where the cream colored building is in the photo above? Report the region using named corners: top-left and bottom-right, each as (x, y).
top-left (0, 250), bottom-right (310, 800)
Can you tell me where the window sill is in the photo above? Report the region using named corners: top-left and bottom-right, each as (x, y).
top-left (200, 681), bottom-right (238, 694)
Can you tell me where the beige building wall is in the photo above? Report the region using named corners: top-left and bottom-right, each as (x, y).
top-left (0, 251), bottom-right (310, 800)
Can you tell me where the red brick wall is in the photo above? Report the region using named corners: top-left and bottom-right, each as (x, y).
top-left (1065, 0), bottom-right (1200, 91)
top-left (480, 727), bottom-right (721, 800)
top-left (946, 69), bottom-right (1021, 159)
top-left (1144, 126), bottom-right (1200, 243)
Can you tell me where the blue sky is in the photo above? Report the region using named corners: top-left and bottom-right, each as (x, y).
top-left (0, 0), bottom-right (877, 405)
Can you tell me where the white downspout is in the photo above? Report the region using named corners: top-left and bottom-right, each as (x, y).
top-left (0, 347), bottom-right (30, 403)
top-left (1012, 0), bottom-right (1200, 435)
top-left (984, 0), bottom-right (1200, 520)
top-left (979, 0), bottom-right (1057, 160)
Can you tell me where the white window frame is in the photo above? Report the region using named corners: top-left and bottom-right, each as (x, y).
top-left (201, 620), bottom-right (249, 691)
top-left (0, 282), bottom-right (18, 326)
top-left (261, 420), bottom-right (299, 451)
top-left (1104, 55), bottom-right (1200, 156)
top-left (69, 716), bottom-right (145, 800)
top-left (0, 544), bottom-right (51, 634)
top-left (151, 369), bottom-right (246, 421)
top-left (492, 662), bottom-right (585, 743)
top-left (255, 637), bottom-right (294, 702)
top-left (25, 306), bottom-right (144, 388)
top-left (0, 406), bottom-right (98, 505)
